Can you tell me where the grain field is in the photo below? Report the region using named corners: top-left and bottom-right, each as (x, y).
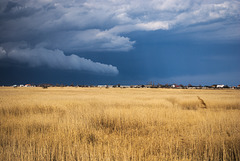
top-left (0, 87), bottom-right (239, 160)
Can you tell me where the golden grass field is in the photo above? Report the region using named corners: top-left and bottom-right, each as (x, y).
top-left (0, 87), bottom-right (239, 161)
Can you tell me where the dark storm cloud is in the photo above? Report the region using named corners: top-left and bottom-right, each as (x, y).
top-left (0, 44), bottom-right (118, 75)
top-left (0, 0), bottom-right (239, 74)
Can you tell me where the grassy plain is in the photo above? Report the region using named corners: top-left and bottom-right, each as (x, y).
top-left (0, 87), bottom-right (239, 160)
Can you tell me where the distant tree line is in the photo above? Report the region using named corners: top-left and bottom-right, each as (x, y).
top-left (9, 83), bottom-right (240, 89)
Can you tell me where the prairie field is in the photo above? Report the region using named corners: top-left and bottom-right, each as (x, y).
top-left (0, 87), bottom-right (239, 161)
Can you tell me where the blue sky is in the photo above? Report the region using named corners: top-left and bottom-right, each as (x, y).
top-left (0, 0), bottom-right (239, 85)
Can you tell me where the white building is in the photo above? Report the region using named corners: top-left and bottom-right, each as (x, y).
top-left (216, 85), bottom-right (224, 88)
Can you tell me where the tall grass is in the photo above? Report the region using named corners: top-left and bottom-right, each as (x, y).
top-left (0, 87), bottom-right (239, 160)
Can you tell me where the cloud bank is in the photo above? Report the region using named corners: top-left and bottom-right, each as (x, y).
top-left (0, 45), bottom-right (118, 75)
top-left (0, 0), bottom-right (239, 72)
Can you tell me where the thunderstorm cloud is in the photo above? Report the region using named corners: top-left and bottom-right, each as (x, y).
top-left (0, 0), bottom-right (239, 74)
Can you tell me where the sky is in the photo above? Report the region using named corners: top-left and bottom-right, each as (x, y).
top-left (0, 0), bottom-right (240, 86)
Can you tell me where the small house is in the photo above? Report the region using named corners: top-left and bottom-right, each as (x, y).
top-left (216, 85), bottom-right (224, 88)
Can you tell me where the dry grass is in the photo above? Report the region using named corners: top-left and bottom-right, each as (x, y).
top-left (0, 87), bottom-right (240, 160)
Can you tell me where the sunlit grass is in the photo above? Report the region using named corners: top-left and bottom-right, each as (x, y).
top-left (0, 87), bottom-right (239, 160)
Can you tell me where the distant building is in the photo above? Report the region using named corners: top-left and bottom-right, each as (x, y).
top-left (145, 85), bottom-right (152, 88)
top-left (216, 85), bottom-right (224, 88)
top-left (121, 85), bottom-right (130, 88)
